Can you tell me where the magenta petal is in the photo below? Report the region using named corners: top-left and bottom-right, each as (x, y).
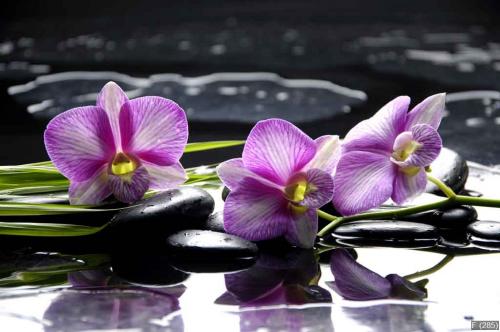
top-left (284, 209), bottom-right (318, 249)
top-left (407, 124), bottom-right (442, 167)
top-left (68, 165), bottom-right (111, 205)
top-left (242, 119), bottom-right (316, 185)
top-left (305, 135), bottom-right (341, 175)
top-left (302, 169), bottom-right (334, 208)
top-left (391, 168), bottom-right (427, 205)
top-left (142, 161), bottom-right (187, 189)
top-left (120, 96), bottom-right (188, 166)
top-left (44, 106), bottom-right (115, 182)
top-left (217, 158), bottom-right (282, 191)
top-left (224, 177), bottom-right (288, 241)
top-left (333, 151), bottom-right (396, 216)
top-left (343, 96), bottom-right (410, 153)
top-left (108, 166), bottom-right (150, 203)
top-left (329, 249), bottom-right (391, 301)
top-left (97, 82), bottom-right (129, 149)
top-left (406, 93), bottom-right (446, 130)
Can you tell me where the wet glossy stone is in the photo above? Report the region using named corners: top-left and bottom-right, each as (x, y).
top-left (166, 230), bottom-right (258, 260)
top-left (106, 188), bottom-right (214, 244)
top-left (222, 186), bottom-right (230, 201)
top-left (469, 236), bottom-right (500, 251)
top-left (335, 238), bottom-right (437, 249)
top-left (425, 148), bottom-right (468, 195)
top-left (332, 220), bottom-right (438, 240)
top-left (467, 220), bottom-right (500, 240)
top-left (169, 258), bottom-right (256, 273)
top-left (201, 211), bottom-right (225, 232)
top-left (402, 205), bottom-right (477, 229)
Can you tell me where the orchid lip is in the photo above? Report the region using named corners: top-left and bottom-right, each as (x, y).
top-left (392, 140), bottom-right (422, 162)
top-left (111, 152), bottom-right (138, 175)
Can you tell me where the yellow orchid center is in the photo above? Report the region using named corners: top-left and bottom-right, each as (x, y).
top-left (285, 178), bottom-right (308, 203)
top-left (392, 140), bottom-right (422, 162)
top-left (111, 152), bottom-right (137, 175)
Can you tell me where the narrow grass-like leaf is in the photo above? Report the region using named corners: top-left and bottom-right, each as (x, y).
top-left (184, 140), bottom-right (245, 153)
top-left (0, 221), bottom-right (108, 236)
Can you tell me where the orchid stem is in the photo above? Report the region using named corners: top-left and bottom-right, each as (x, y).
top-left (403, 254), bottom-right (454, 280)
top-left (426, 174), bottom-right (456, 198)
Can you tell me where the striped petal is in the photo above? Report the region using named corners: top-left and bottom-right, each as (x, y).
top-left (405, 93), bottom-right (445, 130)
top-left (343, 96), bottom-right (410, 153)
top-left (224, 177), bottom-right (289, 241)
top-left (392, 124), bottom-right (442, 168)
top-left (68, 164), bottom-right (111, 205)
top-left (301, 169), bottom-right (334, 209)
top-left (120, 96), bottom-right (188, 166)
top-left (143, 161), bottom-right (187, 189)
top-left (242, 119), bottom-right (316, 186)
top-left (97, 81), bottom-right (129, 149)
top-left (217, 158), bottom-right (282, 191)
top-left (333, 151), bottom-right (396, 216)
top-left (305, 135), bottom-right (341, 175)
top-left (391, 168), bottom-right (427, 205)
top-left (108, 166), bottom-right (150, 203)
top-left (44, 106), bottom-right (115, 182)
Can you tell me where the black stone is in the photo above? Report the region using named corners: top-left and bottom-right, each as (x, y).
top-left (332, 220), bottom-right (438, 240)
top-left (169, 257), bottom-right (256, 273)
top-left (426, 147), bottom-right (468, 196)
top-left (469, 236), bottom-right (500, 251)
top-left (201, 211), bottom-right (225, 232)
top-left (467, 220), bottom-right (500, 240)
top-left (335, 238), bottom-right (437, 249)
top-left (106, 188), bottom-right (214, 244)
top-left (166, 230), bottom-right (258, 260)
top-left (222, 186), bottom-right (230, 201)
top-left (402, 205), bottom-right (477, 229)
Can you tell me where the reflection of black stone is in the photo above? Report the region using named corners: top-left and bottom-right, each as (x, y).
top-left (469, 236), bottom-right (500, 251)
top-left (106, 188), bottom-right (214, 247)
top-left (169, 257), bottom-right (255, 273)
top-left (335, 238), bottom-right (437, 249)
top-left (166, 230), bottom-right (259, 261)
top-left (43, 288), bottom-right (184, 331)
top-left (332, 220), bottom-right (438, 240)
top-left (426, 148), bottom-right (469, 196)
top-left (111, 252), bottom-right (189, 287)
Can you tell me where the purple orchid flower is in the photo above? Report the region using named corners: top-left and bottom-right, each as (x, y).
top-left (44, 82), bottom-right (188, 205)
top-left (216, 119), bottom-right (340, 248)
top-left (333, 94), bottom-right (445, 215)
top-left (327, 248), bottom-right (427, 301)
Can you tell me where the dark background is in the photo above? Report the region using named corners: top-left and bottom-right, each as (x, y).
top-left (1, 0), bottom-right (500, 165)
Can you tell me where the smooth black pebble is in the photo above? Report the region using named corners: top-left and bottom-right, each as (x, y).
top-left (402, 205), bottom-right (477, 229)
top-left (166, 230), bottom-right (258, 260)
top-left (469, 236), bottom-right (500, 251)
top-left (222, 186), bottom-right (230, 201)
top-left (335, 238), bottom-right (437, 249)
top-left (467, 220), bottom-right (500, 240)
top-left (201, 211), bottom-right (225, 232)
top-left (331, 220), bottom-right (438, 240)
top-left (426, 147), bottom-right (468, 195)
top-left (106, 187), bottom-right (214, 245)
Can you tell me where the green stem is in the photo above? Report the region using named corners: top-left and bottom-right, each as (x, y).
top-left (427, 174), bottom-right (456, 198)
top-left (404, 254), bottom-right (454, 280)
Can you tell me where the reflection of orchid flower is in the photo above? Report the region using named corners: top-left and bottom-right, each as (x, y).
top-left (45, 82), bottom-right (188, 204)
top-left (333, 94), bottom-right (445, 215)
top-left (328, 249), bottom-right (427, 301)
top-left (217, 119), bottom-right (339, 248)
top-left (216, 249), bottom-right (331, 306)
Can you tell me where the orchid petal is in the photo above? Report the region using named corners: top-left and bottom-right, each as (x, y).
top-left (301, 169), bottom-right (334, 208)
top-left (406, 93), bottom-right (445, 130)
top-left (224, 177), bottom-right (288, 241)
top-left (333, 151), bottom-right (396, 216)
top-left (108, 166), bottom-right (150, 203)
top-left (386, 274), bottom-right (427, 300)
top-left (305, 135), bottom-right (341, 175)
top-left (44, 106), bottom-right (115, 182)
top-left (143, 161), bottom-right (187, 189)
top-left (217, 158), bottom-right (281, 191)
top-left (242, 119), bottom-right (316, 185)
top-left (97, 81), bottom-right (129, 149)
top-left (343, 96), bottom-right (410, 153)
top-left (120, 96), bottom-right (188, 166)
top-left (391, 168), bottom-right (427, 205)
top-left (329, 249), bottom-right (391, 301)
top-left (284, 209), bottom-right (318, 249)
top-left (68, 164), bottom-right (111, 205)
